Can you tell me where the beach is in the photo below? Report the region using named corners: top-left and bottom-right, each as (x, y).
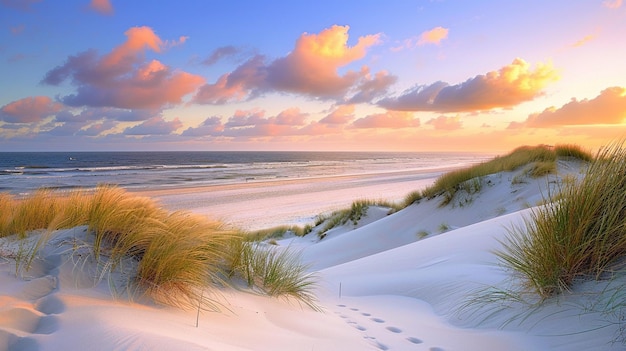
top-left (1, 154), bottom-right (624, 351)
top-left (137, 167), bottom-right (454, 231)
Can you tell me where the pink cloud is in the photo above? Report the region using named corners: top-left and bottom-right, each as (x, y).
top-left (0, 96), bottom-right (63, 123)
top-left (89, 0), bottom-right (113, 15)
top-left (352, 110), bottom-right (420, 129)
top-left (42, 26), bottom-right (205, 110)
top-left (380, 58), bottom-right (559, 112)
top-left (192, 25), bottom-right (386, 104)
top-left (182, 108), bottom-right (310, 139)
top-left (511, 87), bottom-right (626, 128)
top-left (426, 115), bottom-right (463, 130)
top-left (418, 27), bottom-right (449, 46)
top-left (320, 105), bottom-right (355, 125)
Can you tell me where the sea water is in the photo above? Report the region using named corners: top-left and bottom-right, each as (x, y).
top-left (0, 151), bottom-right (492, 195)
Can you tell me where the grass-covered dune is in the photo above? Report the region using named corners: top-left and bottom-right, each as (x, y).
top-left (0, 186), bottom-right (317, 309)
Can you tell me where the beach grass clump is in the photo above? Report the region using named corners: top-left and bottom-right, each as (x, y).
top-left (136, 211), bottom-right (238, 307)
top-left (228, 242), bottom-right (319, 310)
top-left (498, 141), bottom-right (626, 298)
top-left (421, 144), bottom-right (592, 206)
top-left (0, 185), bottom-right (319, 310)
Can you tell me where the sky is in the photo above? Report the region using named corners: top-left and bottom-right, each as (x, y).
top-left (1, 0), bottom-right (625, 152)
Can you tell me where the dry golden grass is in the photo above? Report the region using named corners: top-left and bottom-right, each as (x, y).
top-left (498, 141), bottom-right (626, 298)
top-left (421, 144), bottom-right (592, 206)
top-left (0, 186), bottom-right (318, 310)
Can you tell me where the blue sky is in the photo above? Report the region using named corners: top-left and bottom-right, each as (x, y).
top-left (1, 0), bottom-right (625, 152)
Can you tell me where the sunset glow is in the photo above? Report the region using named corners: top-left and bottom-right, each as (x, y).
top-left (1, 1), bottom-right (625, 152)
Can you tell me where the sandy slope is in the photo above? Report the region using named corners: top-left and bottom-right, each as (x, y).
top-left (1, 159), bottom-right (624, 351)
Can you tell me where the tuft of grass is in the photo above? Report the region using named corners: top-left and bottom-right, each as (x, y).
top-left (498, 141), bottom-right (626, 298)
top-left (228, 243), bottom-right (320, 311)
top-left (401, 190), bottom-right (423, 207)
top-left (245, 224), bottom-right (313, 242)
top-left (554, 144), bottom-right (593, 162)
top-left (2, 189), bottom-right (60, 238)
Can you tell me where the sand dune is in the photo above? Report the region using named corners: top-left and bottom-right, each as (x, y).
top-left (1, 158), bottom-right (623, 350)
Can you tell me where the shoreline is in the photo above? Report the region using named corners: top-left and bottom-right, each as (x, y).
top-left (134, 166), bottom-right (463, 231)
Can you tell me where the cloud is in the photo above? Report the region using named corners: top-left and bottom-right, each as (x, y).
top-left (426, 115), bottom-right (462, 130)
top-left (380, 58), bottom-right (559, 112)
top-left (352, 110), bottom-right (420, 129)
top-left (571, 34), bottom-right (595, 47)
top-left (0, 96), bottom-right (63, 123)
top-left (124, 116), bottom-right (183, 135)
top-left (42, 26), bottom-right (205, 110)
top-left (193, 55), bottom-right (266, 104)
top-left (319, 105), bottom-right (355, 125)
top-left (89, 0), bottom-right (113, 15)
top-left (202, 46), bottom-right (249, 66)
top-left (181, 116), bottom-right (224, 137)
top-left (0, 0), bottom-right (41, 11)
top-left (182, 107), bottom-right (310, 139)
top-left (265, 25), bottom-right (381, 98)
top-left (603, 0), bottom-right (623, 9)
top-left (192, 25), bottom-right (384, 104)
top-left (418, 27), bottom-right (449, 46)
top-left (511, 87), bottom-right (626, 128)
top-left (347, 69), bottom-right (397, 103)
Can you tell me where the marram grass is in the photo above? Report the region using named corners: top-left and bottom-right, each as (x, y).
top-left (0, 186), bottom-right (318, 310)
top-left (498, 141), bottom-right (626, 298)
top-left (420, 144), bottom-right (592, 206)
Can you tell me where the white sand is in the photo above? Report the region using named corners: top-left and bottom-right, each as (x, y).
top-left (1, 158), bottom-right (623, 351)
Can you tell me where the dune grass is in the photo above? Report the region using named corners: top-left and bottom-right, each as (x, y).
top-left (0, 186), bottom-right (318, 310)
top-left (226, 242), bottom-right (319, 310)
top-left (497, 141), bottom-right (626, 298)
top-left (420, 144), bottom-right (592, 206)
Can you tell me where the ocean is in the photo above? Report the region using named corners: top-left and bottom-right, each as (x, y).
top-left (0, 151), bottom-right (492, 195)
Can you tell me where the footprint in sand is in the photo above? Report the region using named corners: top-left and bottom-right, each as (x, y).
top-left (349, 307), bottom-right (359, 311)
top-left (361, 312), bottom-right (371, 316)
top-left (370, 317), bottom-right (385, 323)
top-left (0, 307), bottom-right (46, 334)
top-left (336, 304), bottom-right (346, 308)
top-left (354, 325), bottom-right (366, 331)
top-left (35, 295), bottom-right (65, 315)
top-left (385, 326), bottom-right (402, 333)
top-left (17, 275), bottom-right (58, 300)
top-left (429, 347), bottom-right (445, 351)
top-left (406, 337), bottom-right (423, 344)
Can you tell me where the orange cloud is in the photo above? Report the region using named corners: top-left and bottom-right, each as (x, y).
top-left (418, 27), bottom-right (449, 46)
top-left (511, 87), bottom-right (626, 128)
top-left (0, 96), bottom-right (62, 123)
top-left (42, 26), bottom-right (204, 110)
top-left (426, 115), bottom-right (462, 130)
top-left (380, 58), bottom-right (559, 112)
top-left (352, 110), bottom-right (420, 129)
top-left (193, 25), bottom-right (385, 103)
top-left (89, 0), bottom-right (113, 15)
top-left (266, 25), bottom-right (381, 98)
